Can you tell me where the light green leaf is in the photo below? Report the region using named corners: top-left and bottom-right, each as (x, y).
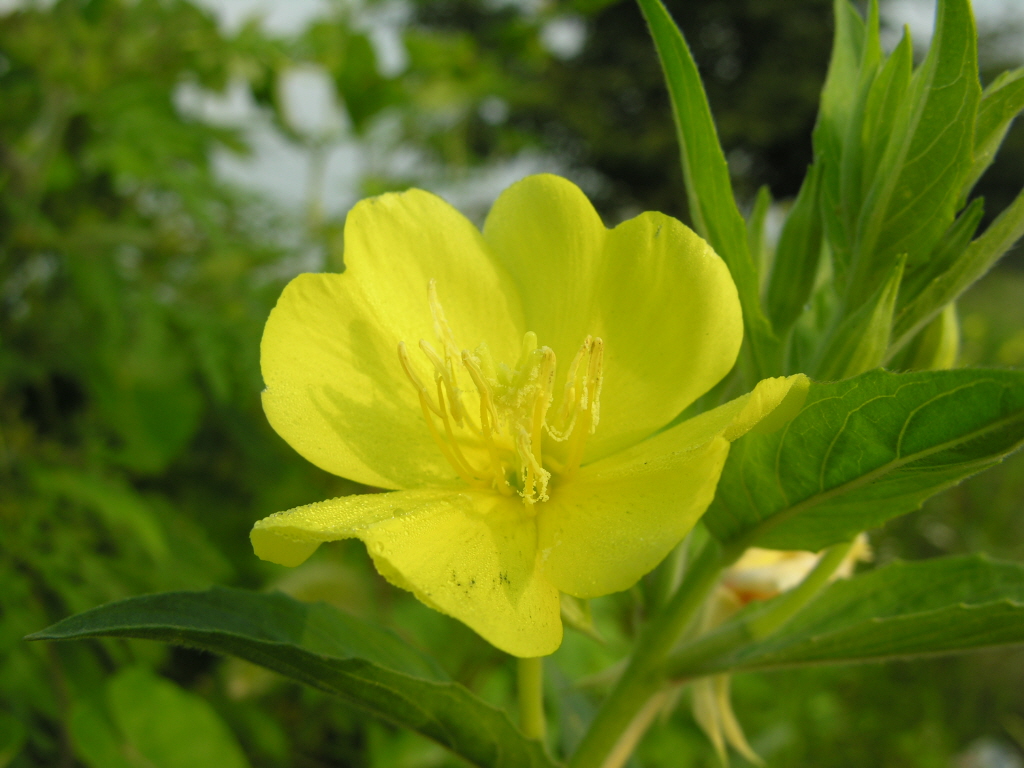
top-left (108, 667), bottom-right (251, 768)
top-left (852, 0), bottom-right (980, 298)
top-left (900, 302), bottom-right (960, 372)
top-left (962, 68), bottom-right (1024, 202)
top-left (69, 702), bottom-right (138, 768)
top-left (28, 588), bottom-right (557, 768)
top-left (636, 0), bottom-right (777, 379)
top-left (859, 27), bottom-right (913, 204)
top-left (838, 0), bottom-right (881, 247)
top-left (746, 185), bottom-right (772, 276)
top-left (704, 369), bottom-right (1024, 552)
top-left (814, 0), bottom-right (868, 275)
top-left (668, 555), bottom-right (1024, 677)
top-left (893, 185), bottom-right (1024, 351)
top-left (815, 254), bottom-right (904, 379)
top-left (767, 164), bottom-right (824, 334)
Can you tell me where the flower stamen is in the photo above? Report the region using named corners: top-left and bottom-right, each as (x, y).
top-left (399, 281), bottom-right (604, 504)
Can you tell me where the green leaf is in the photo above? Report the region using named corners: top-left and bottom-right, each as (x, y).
top-left (746, 185), bottom-right (772, 276)
top-left (898, 302), bottom-right (960, 372)
top-left (815, 254), bottom-right (905, 379)
top-left (837, 0), bottom-right (882, 248)
top-left (859, 28), bottom-right (913, 205)
top-left (814, 0), bottom-right (868, 275)
top-left (636, 0), bottom-right (778, 379)
top-left (898, 196), bottom-right (985, 310)
top-left (893, 185), bottom-right (1024, 351)
top-left (28, 587), bottom-right (556, 768)
top-left (109, 667), bottom-right (252, 768)
top-left (0, 712), bottom-right (26, 768)
top-left (852, 0), bottom-right (980, 298)
top-left (704, 368), bottom-right (1024, 552)
top-left (766, 163), bottom-right (824, 334)
top-left (668, 555), bottom-right (1024, 677)
top-left (962, 68), bottom-right (1024, 202)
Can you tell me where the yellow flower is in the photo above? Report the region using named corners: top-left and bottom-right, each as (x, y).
top-left (250, 174), bottom-right (808, 657)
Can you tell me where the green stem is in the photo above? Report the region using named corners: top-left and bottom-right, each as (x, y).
top-left (517, 656), bottom-right (546, 742)
top-left (569, 542), bottom-right (727, 768)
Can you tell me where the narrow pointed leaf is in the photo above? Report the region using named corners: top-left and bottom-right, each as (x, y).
top-left (815, 0), bottom-right (868, 276)
top-left (859, 29), bottom-right (913, 203)
top-left (816, 254), bottom-right (904, 379)
top-left (899, 196), bottom-right (984, 309)
top-left (668, 555), bottom-right (1024, 677)
top-left (962, 68), bottom-right (1024, 202)
top-left (853, 0), bottom-right (980, 297)
top-left (767, 164), bottom-right (824, 334)
top-left (704, 368), bottom-right (1024, 552)
top-left (893, 185), bottom-right (1024, 350)
top-left (27, 588), bottom-right (557, 768)
top-left (746, 185), bottom-right (772, 275)
top-left (637, 0), bottom-right (777, 378)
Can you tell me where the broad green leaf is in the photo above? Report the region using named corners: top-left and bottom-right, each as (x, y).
top-left (28, 588), bottom-right (556, 768)
top-left (815, 254), bottom-right (904, 379)
top-left (814, 0), bottom-right (868, 275)
top-left (962, 68), bottom-right (1024, 202)
top-left (767, 164), bottom-right (823, 334)
top-left (893, 185), bottom-right (1024, 351)
top-left (852, 0), bottom-right (980, 300)
top-left (637, 0), bottom-right (777, 380)
top-left (668, 555), bottom-right (1024, 677)
top-left (704, 369), bottom-right (1024, 552)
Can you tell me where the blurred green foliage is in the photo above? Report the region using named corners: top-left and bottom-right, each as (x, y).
top-left (1, 0), bottom-right (1023, 766)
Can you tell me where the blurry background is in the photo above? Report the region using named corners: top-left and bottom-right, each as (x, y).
top-left (1, 0), bottom-right (1023, 766)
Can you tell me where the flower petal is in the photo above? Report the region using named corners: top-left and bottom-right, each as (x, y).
top-left (483, 174), bottom-right (743, 461)
top-left (251, 489), bottom-right (562, 657)
top-left (261, 189), bottom-right (524, 489)
top-left (538, 374), bottom-right (808, 598)
top-left (538, 437), bottom-right (731, 599)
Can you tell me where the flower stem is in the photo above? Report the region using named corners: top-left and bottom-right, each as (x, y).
top-left (518, 656), bottom-right (546, 742)
top-left (569, 542), bottom-right (727, 768)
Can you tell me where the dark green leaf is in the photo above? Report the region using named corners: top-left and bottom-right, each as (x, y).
top-left (668, 555), bottom-right (1024, 677)
top-left (705, 369), bottom-right (1024, 552)
top-left (28, 588), bottom-right (556, 768)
